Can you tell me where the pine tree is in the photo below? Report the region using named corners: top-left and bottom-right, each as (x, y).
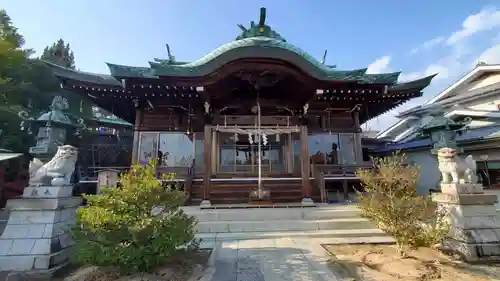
top-left (0, 9), bottom-right (24, 48)
top-left (40, 39), bottom-right (76, 69)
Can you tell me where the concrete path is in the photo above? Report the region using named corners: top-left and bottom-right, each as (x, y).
top-left (201, 237), bottom-right (391, 281)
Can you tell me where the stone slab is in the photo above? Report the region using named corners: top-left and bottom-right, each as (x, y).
top-left (195, 218), bottom-right (373, 233)
top-left (432, 193), bottom-right (498, 205)
top-left (446, 204), bottom-right (498, 217)
top-left (195, 228), bottom-right (386, 243)
top-left (183, 205), bottom-right (360, 222)
top-left (442, 238), bottom-right (500, 262)
top-left (448, 228), bottom-right (500, 243)
top-left (202, 238), bottom-right (341, 281)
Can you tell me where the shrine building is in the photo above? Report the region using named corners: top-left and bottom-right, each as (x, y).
top-left (44, 8), bottom-right (435, 206)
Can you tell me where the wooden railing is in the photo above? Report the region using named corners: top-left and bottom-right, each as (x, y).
top-left (312, 163), bottom-right (373, 177)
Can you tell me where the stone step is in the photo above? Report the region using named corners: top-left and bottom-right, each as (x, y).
top-left (196, 228), bottom-right (387, 247)
top-left (183, 205), bottom-right (360, 221)
top-left (195, 217), bottom-right (373, 233)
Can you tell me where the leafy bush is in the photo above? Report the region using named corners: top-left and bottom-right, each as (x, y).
top-left (71, 161), bottom-right (197, 273)
top-left (356, 152), bottom-right (449, 256)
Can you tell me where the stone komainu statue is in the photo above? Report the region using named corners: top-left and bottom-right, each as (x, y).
top-left (437, 147), bottom-right (477, 184)
top-left (29, 145), bottom-right (78, 186)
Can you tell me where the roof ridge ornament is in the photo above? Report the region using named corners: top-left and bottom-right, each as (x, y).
top-left (321, 49), bottom-right (327, 64)
top-left (235, 7), bottom-right (286, 42)
top-left (165, 44), bottom-right (176, 63)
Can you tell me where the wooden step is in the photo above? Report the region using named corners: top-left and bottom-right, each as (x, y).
top-left (188, 177), bottom-right (316, 204)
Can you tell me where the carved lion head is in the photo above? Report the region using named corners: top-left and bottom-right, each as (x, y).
top-left (437, 147), bottom-right (457, 161)
top-left (55, 145), bottom-right (78, 159)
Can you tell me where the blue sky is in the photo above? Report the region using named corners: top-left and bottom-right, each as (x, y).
top-left (3, 0), bottom-right (500, 131)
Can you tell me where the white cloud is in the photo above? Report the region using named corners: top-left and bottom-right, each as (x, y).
top-left (447, 7), bottom-right (500, 45)
top-left (366, 56), bottom-right (391, 74)
top-left (398, 71), bottom-right (422, 82)
top-left (410, 36), bottom-right (445, 55)
top-left (398, 62), bottom-right (456, 83)
top-left (475, 43), bottom-right (500, 64)
top-left (408, 7), bottom-right (500, 54)
top-left (366, 7), bottom-right (500, 132)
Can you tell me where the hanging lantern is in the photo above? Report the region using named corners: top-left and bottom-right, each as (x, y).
top-left (248, 133), bottom-right (253, 144)
top-left (276, 133), bottom-right (280, 142)
top-left (262, 133), bottom-right (268, 145)
top-left (234, 132), bottom-right (238, 141)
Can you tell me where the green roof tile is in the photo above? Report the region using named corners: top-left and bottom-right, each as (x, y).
top-left (43, 61), bottom-right (122, 86)
top-left (390, 74), bottom-right (437, 92)
top-left (44, 7), bottom-right (436, 92)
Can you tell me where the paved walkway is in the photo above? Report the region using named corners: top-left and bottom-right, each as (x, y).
top-left (202, 237), bottom-right (345, 281)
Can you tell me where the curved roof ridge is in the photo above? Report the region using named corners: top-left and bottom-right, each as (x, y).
top-left (106, 62), bottom-right (157, 78)
top-left (43, 60), bottom-right (121, 86)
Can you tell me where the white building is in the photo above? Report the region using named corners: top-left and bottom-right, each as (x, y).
top-left (374, 64), bottom-right (500, 196)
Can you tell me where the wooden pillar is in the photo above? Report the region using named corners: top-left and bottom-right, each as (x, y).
top-left (343, 179), bottom-right (349, 200)
top-left (300, 126), bottom-right (312, 198)
top-left (131, 108), bottom-right (143, 164)
top-left (286, 133), bottom-right (293, 173)
top-left (203, 125), bottom-right (212, 202)
top-left (353, 111), bottom-right (363, 164)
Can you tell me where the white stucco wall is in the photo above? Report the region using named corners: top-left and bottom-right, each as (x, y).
top-left (467, 73), bottom-right (500, 92)
top-left (405, 150), bottom-right (441, 195)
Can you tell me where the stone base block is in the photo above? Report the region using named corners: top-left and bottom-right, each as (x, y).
top-left (440, 183), bottom-right (484, 196)
top-left (432, 193), bottom-right (498, 205)
top-left (0, 195), bottom-right (80, 271)
top-left (441, 238), bottom-right (500, 262)
top-left (2, 262), bottom-right (67, 280)
top-left (0, 247), bottom-right (70, 271)
top-left (5, 197), bottom-right (81, 211)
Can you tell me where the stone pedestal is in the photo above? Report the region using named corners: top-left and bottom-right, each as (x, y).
top-left (432, 183), bottom-right (500, 262)
top-left (0, 185), bottom-right (81, 272)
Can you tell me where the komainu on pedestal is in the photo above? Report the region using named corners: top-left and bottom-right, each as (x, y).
top-left (0, 145), bottom-right (82, 274)
top-left (433, 147), bottom-right (500, 262)
top-left (29, 145), bottom-right (79, 187)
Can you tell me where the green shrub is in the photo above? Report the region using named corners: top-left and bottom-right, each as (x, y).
top-left (356, 152), bottom-right (450, 257)
top-left (71, 161), bottom-right (197, 273)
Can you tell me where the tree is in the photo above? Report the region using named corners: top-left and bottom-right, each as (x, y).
top-left (0, 9), bottom-right (25, 48)
top-left (0, 9), bottom-right (35, 151)
top-left (40, 38), bottom-right (75, 69)
top-left (71, 161), bottom-right (197, 273)
top-left (40, 39), bottom-right (94, 119)
top-left (356, 153), bottom-right (449, 257)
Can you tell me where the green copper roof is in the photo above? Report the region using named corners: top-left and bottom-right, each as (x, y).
top-left (389, 74), bottom-right (437, 91)
top-left (107, 36), bottom-right (402, 84)
top-left (45, 7), bottom-right (437, 91)
top-left (104, 8), bottom-right (408, 84)
top-left (43, 61), bottom-right (122, 86)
